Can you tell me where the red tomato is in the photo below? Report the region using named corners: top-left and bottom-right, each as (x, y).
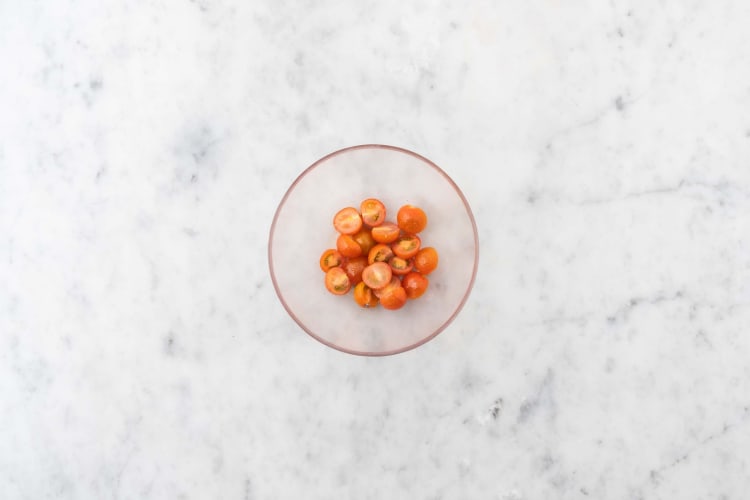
top-left (371, 222), bottom-right (400, 243)
top-left (325, 267), bottom-right (351, 295)
top-left (352, 228), bottom-right (376, 256)
top-left (342, 256), bottom-right (368, 285)
top-left (380, 286), bottom-right (407, 310)
top-left (392, 234), bottom-right (421, 259)
top-left (360, 198), bottom-right (386, 227)
top-left (353, 282), bottom-right (379, 308)
top-left (397, 205), bottom-right (427, 234)
top-left (402, 272), bottom-right (429, 299)
top-left (361, 262), bottom-right (392, 290)
top-left (413, 247), bottom-right (438, 275)
top-left (333, 207), bottom-right (363, 235)
top-left (319, 249), bottom-right (343, 272)
top-left (389, 256), bottom-right (413, 276)
top-left (368, 243), bottom-right (394, 264)
top-left (336, 234), bottom-right (362, 258)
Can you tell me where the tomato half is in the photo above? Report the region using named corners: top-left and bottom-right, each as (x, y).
top-left (413, 247), bottom-right (438, 275)
top-left (389, 256), bottom-right (413, 275)
top-left (402, 272), bottom-right (429, 299)
top-left (319, 249), bottom-right (343, 272)
top-left (353, 282), bottom-right (379, 308)
top-left (371, 222), bottom-right (400, 243)
top-left (337, 234), bottom-right (362, 258)
top-left (397, 205), bottom-right (427, 234)
top-left (361, 262), bottom-right (392, 290)
top-left (325, 267), bottom-right (351, 295)
top-left (368, 243), bottom-right (394, 264)
top-left (372, 276), bottom-right (401, 298)
top-left (392, 234), bottom-right (421, 259)
top-left (342, 256), bottom-right (368, 285)
top-left (352, 228), bottom-right (376, 256)
top-left (333, 207), bottom-right (363, 235)
top-left (360, 198), bottom-right (386, 227)
top-left (380, 285), bottom-right (407, 310)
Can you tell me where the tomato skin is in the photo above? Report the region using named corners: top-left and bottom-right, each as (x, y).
top-left (319, 249), bottom-right (343, 272)
top-left (380, 286), bottom-right (407, 310)
top-left (368, 243), bottom-right (394, 264)
top-left (325, 267), bottom-right (351, 295)
top-left (342, 256), bottom-right (368, 285)
top-left (352, 228), bottom-right (376, 256)
top-left (397, 205), bottom-right (427, 234)
top-left (392, 234), bottom-right (421, 259)
top-left (402, 272), bottom-right (429, 299)
top-left (389, 256), bottom-right (413, 275)
top-left (333, 207), bottom-right (363, 235)
top-left (353, 282), bottom-right (379, 308)
top-left (361, 262), bottom-right (392, 290)
top-left (337, 234), bottom-right (362, 258)
top-left (372, 276), bottom-right (401, 298)
top-left (360, 198), bottom-right (386, 227)
top-left (371, 222), bottom-right (400, 244)
top-left (413, 247), bottom-right (438, 275)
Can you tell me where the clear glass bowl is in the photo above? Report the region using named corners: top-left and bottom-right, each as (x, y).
top-left (268, 145), bottom-right (479, 356)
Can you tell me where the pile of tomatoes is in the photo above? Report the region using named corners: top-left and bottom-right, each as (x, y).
top-left (319, 198), bottom-right (439, 310)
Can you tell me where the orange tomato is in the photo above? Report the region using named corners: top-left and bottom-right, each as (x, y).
top-left (397, 205), bottom-right (427, 234)
top-left (392, 234), bottom-right (421, 259)
top-left (336, 234), bottom-right (362, 258)
top-left (371, 222), bottom-right (400, 244)
top-left (380, 286), bottom-right (407, 310)
top-left (353, 282), bottom-right (379, 308)
top-left (389, 256), bottom-right (413, 275)
top-left (402, 272), bottom-right (429, 299)
top-left (360, 198), bottom-right (386, 227)
top-left (342, 256), bottom-right (368, 285)
top-left (368, 243), bottom-right (394, 264)
top-left (319, 249), bottom-right (343, 272)
top-left (333, 207), bottom-right (363, 235)
top-left (413, 247), bottom-right (438, 275)
top-left (325, 267), bottom-right (351, 295)
top-left (352, 228), bottom-right (376, 256)
top-left (361, 262), bottom-right (392, 290)
top-left (372, 276), bottom-right (401, 299)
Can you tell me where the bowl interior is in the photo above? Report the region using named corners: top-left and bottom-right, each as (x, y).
top-left (269, 145), bottom-right (478, 355)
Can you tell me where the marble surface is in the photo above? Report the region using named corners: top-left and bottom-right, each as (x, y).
top-left (2, 0), bottom-right (750, 498)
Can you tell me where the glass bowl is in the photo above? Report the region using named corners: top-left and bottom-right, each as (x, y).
top-left (268, 145), bottom-right (478, 356)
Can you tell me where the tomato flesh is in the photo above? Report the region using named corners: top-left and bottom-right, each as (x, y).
top-left (325, 267), bottom-right (351, 295)
top-left (371, 222), bottom-right (400, 244)
top-left (392, 234), bottom-right (421, 259)
top-left (360, 198), bottom-right (386, 227)
top-left (362, 262), bottom-right (392, 289)
top-left (368, 243), bottom-right (394, 264)
top-left (333, 207), bottom-right (363, 235)
top-left (319, 249), bottom-right (343, 272)
top-left (389, 256), bottom-right (413, 275)
top-left (353, 282), bottom-right (379, 308)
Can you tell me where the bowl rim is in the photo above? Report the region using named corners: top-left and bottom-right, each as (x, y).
top-left (268, 144), bottom-right (479, 356)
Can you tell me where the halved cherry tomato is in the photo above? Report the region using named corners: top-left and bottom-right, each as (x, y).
top-left (333, 207), bottom-right (363, 235)
top-left (380, 285), bottom-right (407, 310)
top-left (319, 249), bottom-right (343, 272)
top-left (352, 228), bottom-right (376, 256)
top-left (360, 198), bottom-right (386, 226)
top-left (342, 256), bottom-right (368, 285)
top-left (361, 262), bottom-right (392, 289)
top-left (373, 276), bottom-right (401, 298)
top-left (413, 247), bottom-right (438, 275)
top-left (397, 205), bottom-right (427, 234)
top-left (325, 267), bottom-right (351, 295)
top-left (353, 282), bottom-right (379, 308)
top-left (402, 272), bottom-right (429, 299)
top-left (337, 234), bottom-right (362, 258)
top-left (371, 222), bottom-right (400, 243)
top-left (368, 243), bottom-right (394, 264)
top-left (392, 234), bottom-right (421, 259)
top-left (389, 256), bottom-right (413, 276)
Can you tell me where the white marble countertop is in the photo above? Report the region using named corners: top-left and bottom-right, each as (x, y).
top-left (2, 1), bottom-right (750, 498)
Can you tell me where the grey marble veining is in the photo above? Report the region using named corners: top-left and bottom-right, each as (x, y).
top-left (2, 0), bottom-right (750, 498)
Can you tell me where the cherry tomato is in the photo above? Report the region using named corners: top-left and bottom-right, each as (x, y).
top-left (397, 205), bottom-right (427, 234)
top-left (333, 207), bottom-right (363, 235)
top-left (325, 267), bottom-right (351, 295)
top-left (342, 256), bottom-right (368, 285)
top-left (362, 262), bottom-right (392, 290)
top-left (360, 198), bottom-right (386, 227)
top-left (371, 222), bottom-right (400, 243)
top-left (372, 276), bottom-right (401, 298)
top-left (389, 256), bottom-right (413, 276)
top-left (380, 286), bottom-right (407, 310)
top-left (392, 234), bottom-right (421, 259)
top-left (413, 247), bottom-right (438, 275)
top-left (368, 243), bottom-right (394, 264)
top-left (353, 282), bottom-right (379, 308)
top-left (352, 228), bottom-right (376, 256)
top-left (336, 234), bottom-right (362, 258)
top-left (319, 249), bottom-right (343, 272)
top-left (402, 272), bottom-right (429, 299)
